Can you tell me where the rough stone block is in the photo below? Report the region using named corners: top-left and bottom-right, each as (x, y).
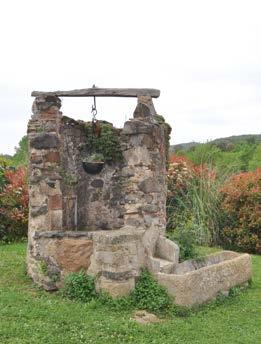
top-left (49, 195), bottom-right (62, 210)
top-left (31, 205), bottom-right (48, 218)
top-left (30, 153), bottom-right (43, 164)
top-left (122, 120), bottom-right (154, 135)
top-left (96, 276), bottom-right (135, 297)
top-left (91, 179), bottom-right (104, 188)
top-left (50, 210), bottom-right (63, 230)
top-left (30, 133), bottom-right (59, 150)
top-left (133, 103), bottom-right (151, 119)
top-left (155, 236), bottom-right (179, 266)
top-left (45, 151), bottom-right (60, 163)
top-left (55, 238), bottom-right (93, 272)
top-left (30, 185), bottom-right (47, 207)
top-left (29, 213), bottom-right (50, 231)
top-left (138, 177), bottom-right (161, 193)
top-left (123, 146), bottom-right (151, 166)
top-left (32, 95), bottom-right (61, 114)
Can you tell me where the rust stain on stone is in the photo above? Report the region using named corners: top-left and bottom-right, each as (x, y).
top-left (55, 239), bottom-right (93, 272)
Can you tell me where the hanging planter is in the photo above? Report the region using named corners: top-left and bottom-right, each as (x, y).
top-left (82, 154), bottom-right (104, 174)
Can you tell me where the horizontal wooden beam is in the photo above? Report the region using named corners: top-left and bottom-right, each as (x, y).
top-left (31, 88), bottom-right (160, 98)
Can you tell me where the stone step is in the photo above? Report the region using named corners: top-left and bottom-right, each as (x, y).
top-left (152, 257), bottom-right (175, 274)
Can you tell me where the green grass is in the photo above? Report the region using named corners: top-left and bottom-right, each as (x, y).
top-left (0, 243), bottom-right (260, 344)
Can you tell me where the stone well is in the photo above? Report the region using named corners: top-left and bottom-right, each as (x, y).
top-left (27, 88), bottom-right (178, 295)
top-left (27, 87), bottom-right (251, 304)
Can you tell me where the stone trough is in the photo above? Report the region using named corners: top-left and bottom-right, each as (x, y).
top-left (156, 251), bottom-right (252, 307)
top-left (27, 87), bottom-right (252, 307)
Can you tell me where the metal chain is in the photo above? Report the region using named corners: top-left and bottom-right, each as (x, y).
top-left (91, 84), bottom-right (97, 122)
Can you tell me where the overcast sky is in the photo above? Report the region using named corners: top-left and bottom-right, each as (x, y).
top-left (0, 0), bottom-right (260, 154)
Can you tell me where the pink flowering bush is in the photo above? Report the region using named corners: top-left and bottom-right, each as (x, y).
top-left (0, 167), bottom-right (28, 242)
top-left (219, 168), bottom-right (261, 253)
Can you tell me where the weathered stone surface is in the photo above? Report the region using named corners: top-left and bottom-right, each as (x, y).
top-left (44, 120), bottom-right (58, 132)
top-left (32, 88), bottom-right (160, 98)
top-left (29, 185), bottom-right (48, 207)
top-left (34, 231), bottom-right (94, 239)
top-left (31, 205), bottom-right (48, 218)
top-left (55, 238), bottom-right (93, 272)
top-left (30, 133), bottom-right (59, 150)
top-left (123, 147), bottom-right (151, 166)
top-left (155, 236), bottom-right (179, 266)
top-left (96, 276), bottom-right (135, 297)
top-left (32, 95), bottom-right (61, 114)
top-left (122, 120), bottom-right (155, 135)
top-left (49, 210), bottom-right (63, 230)
top-left (29, 213), bottom-right (50, 231)
top-left (30, 153), bottom-right (43, 164)
top-left (156, 252), bottom-right (252, 307)
top-left (138, 177), bottom-right (161, 193)
top-left (49, 194), bottom-right (62, 210)
top-left (45, 151), bottom-right (60, 163)
top-left (91, 179), bottom-right (104, 188)
top-left (137, 95), bottom-right (156, 116)
top-left (132, 310), bottom-right (161, 325)
top-left (133, 103), bottom-right (151, 119)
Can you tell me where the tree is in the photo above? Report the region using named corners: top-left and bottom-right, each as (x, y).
top-left (12, 136), bottom-right (28, 166)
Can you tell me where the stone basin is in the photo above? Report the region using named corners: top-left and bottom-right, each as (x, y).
top-left (155, 251), bottom-right (252, 307)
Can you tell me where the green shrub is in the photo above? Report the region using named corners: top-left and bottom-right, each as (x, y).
top-left (130, 269), bottom-right (172, 314)
top-left (0, 156), bottom-right (13, 191)
top-left (62, 270), bottom-right (173, 315)
top-left (176, 140), bottom-right (261, 174)
top-left (62, 271), bottom-right (97, 302)
top-left (168, 223), bottom-right (198, 261)
top-left (12, 136), bottom-right (28, 167)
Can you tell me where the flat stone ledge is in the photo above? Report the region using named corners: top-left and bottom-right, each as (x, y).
top-left (33, 227), bottom-right (145, 240)
top-left (33, 231), bottom-right (95, 240)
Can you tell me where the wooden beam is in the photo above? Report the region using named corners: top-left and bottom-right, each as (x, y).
top-left (31, 88), bottom-right (160, 98)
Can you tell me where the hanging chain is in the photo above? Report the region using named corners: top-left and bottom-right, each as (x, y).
top-left (90, 84), bottom-right (101, 137)
top-left (91, 84), bottom-right (97, 122)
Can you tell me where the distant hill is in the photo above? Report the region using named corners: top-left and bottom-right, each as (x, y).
top-left (171, 134), bottom-right (261, 152)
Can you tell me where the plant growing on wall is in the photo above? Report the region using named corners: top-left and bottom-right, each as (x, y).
top-left (84, 122), bottom-right (123, 163)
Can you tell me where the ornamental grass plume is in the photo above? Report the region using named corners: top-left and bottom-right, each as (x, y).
top-left (167, 154), bottom-right (227, 246)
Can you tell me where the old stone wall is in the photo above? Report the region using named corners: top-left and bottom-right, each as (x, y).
top-left (27, 94), bottom-right (176, 293)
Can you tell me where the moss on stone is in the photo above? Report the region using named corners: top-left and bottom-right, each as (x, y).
top-left (84, 122), bottom-right (123, 163)
top-left (60, 169), bottom-right (78, 186)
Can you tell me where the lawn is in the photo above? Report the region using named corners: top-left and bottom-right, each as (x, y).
top-left (0, 243), bottom-right (260, 344)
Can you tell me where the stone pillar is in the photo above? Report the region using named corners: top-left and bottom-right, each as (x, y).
top-left (27, 95), bottom-right (63, 288)
top-left (121, 96), bottom-right (167, 237)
